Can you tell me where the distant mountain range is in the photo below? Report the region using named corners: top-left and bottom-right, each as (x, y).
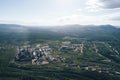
top-left (0, 24), bottom-right (119, 32)
top-left (0, 24), bottom-right (120, 41)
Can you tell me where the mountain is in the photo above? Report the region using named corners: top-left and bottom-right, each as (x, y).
top-left (0, 24), bottom-right (120, 41)
top-left (0, 24), bottom-right (118, 32)
top-left (0, 24), bottom-right (27, 33)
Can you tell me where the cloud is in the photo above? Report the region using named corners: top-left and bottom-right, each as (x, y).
top-left (87, 0), bottom-right (120, 10)
top-left (111, 16), bottom-right (120, 21)
top-left (104, 12), bottom-right (120, 21)
top-left (56, 11), bottom-right (120, 26)
top-left (101, 0), bottom-right (120, 9)
top-left (57, 14), bottom-right (107, 25)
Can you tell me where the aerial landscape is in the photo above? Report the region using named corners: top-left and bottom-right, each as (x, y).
top-left (0, 0), bottom-right (120, 80)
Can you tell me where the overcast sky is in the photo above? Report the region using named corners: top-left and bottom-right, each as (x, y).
top-left (0, 0), bottom-right (120, 26)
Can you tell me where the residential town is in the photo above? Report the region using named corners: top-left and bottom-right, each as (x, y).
top-left (15, 41), bottom-right (84, 65)
top-left (15, 45), bottom-right (54, 65)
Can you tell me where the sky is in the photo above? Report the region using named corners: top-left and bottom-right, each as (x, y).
top-left (0, 0), bottom-right (120, 26)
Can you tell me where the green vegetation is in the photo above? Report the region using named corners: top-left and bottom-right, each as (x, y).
top-left (0, 24), bottom-right (120, 80)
